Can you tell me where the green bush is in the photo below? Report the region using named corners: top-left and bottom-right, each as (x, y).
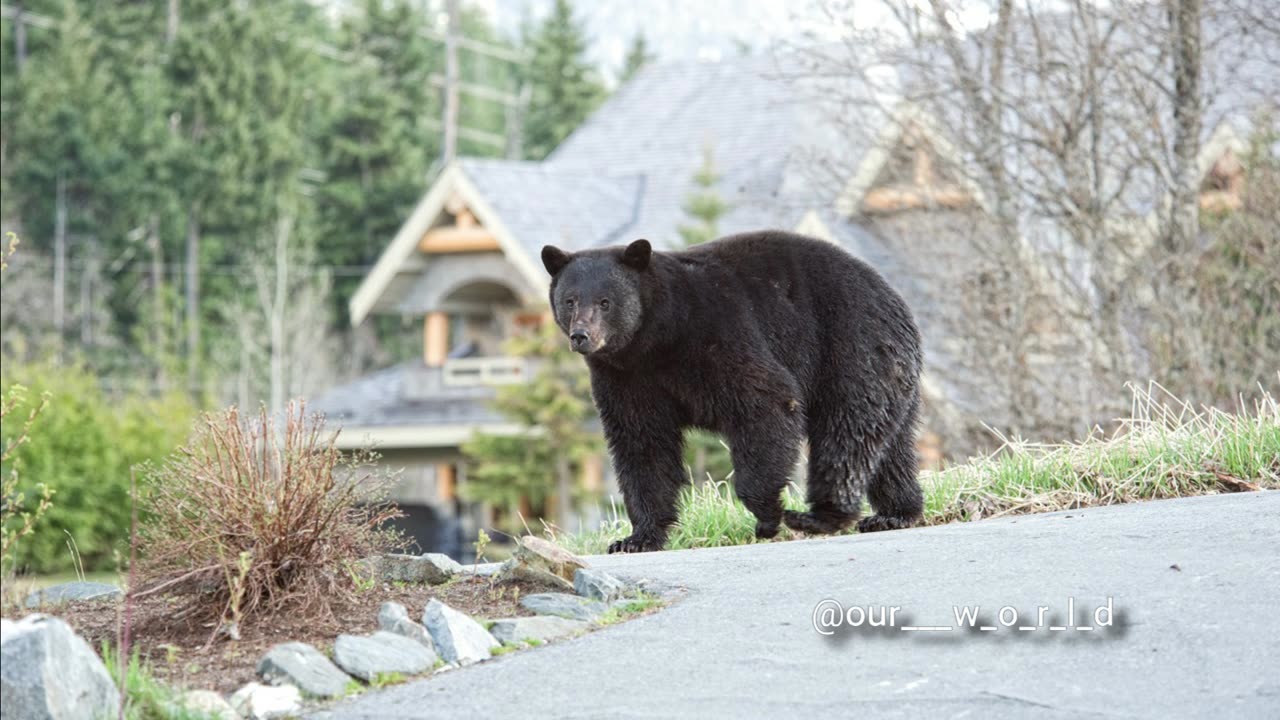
top-left (0, 362), bottom-right (195, 574)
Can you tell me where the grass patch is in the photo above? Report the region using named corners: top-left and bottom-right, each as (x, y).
top-left (596, 592), bottom-right (663, 626)
top-left (491, 643), bottom-right (522, 656)
top-left (100, 643), bottom-right (211, 720)
top-left (561, 384), bottom-right (1279, 554)
top-left (370, 672), bottom-right (407, 688)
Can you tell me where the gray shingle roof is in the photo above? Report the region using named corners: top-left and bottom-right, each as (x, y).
top-left (311, 362), bottom-right (506, 430)
top-left (467, 55), bottom-right (852, 252)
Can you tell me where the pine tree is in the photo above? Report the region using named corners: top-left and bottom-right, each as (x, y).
top-left (317, 0), bottom-right (441, 318)
top-left (619, 32), bottom-right (655, 84)
top-left (676, 145), bottom-right (732, 481)
top-left (520, 0), bottom-right (605, 160)
top-left (461, 321), bottom-right (602, 532)
top-left (677, 145), bottom-right (728, 246)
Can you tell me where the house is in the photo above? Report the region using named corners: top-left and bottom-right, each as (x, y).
top-left (310, 51), bottom-right (1268, 557)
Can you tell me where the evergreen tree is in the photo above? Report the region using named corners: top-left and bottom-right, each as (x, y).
top-left (317, 0), bottom-right (441, 318)
top-left (676, 145), bottom-right (729, 246)
top-left (461, 321), bottom-right (602, 533)
top-left (520, 0), bottom-right (605, 160)
top-left (675, 145), bottom-right (732, 481)
top-left (619, 31), bottom-right (655, 84)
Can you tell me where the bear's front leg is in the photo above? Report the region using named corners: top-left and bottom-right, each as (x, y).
top-left (602, 417), bottom-right (686, 554)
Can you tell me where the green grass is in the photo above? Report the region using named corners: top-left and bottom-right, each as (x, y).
top-left (491, 643), bottom-right (521, 656)
top-left (370, 672), bottom-right (407, 688)
top-left (99, 643), bottom-right (215, 720)
top-left (595, 592), bottom-right (663, 626)
top-left (561, 384), bottom-right (1280, 554)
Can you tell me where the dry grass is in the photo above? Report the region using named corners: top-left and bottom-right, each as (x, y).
top-left (134, 402), bottom-right (404, 634)
top-left (921, 382), bottom-right (1279, 523)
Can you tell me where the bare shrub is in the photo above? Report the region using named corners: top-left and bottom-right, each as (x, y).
top-left (135, 402), bottom-right (403, 629)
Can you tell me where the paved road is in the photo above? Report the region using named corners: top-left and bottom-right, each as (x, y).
top-left (316, 492), bottom-right (1280, 719)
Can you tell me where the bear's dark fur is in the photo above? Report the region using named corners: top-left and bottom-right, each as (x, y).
top-left (541, 230), bottom-right (924, 553)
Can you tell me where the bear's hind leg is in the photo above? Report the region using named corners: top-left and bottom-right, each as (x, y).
top-left (730, 421), bottom-right (803, 540)
top-left (783, 405), bottom-right (872, 535)
top-left (857, 415), bottom-right (924, 533)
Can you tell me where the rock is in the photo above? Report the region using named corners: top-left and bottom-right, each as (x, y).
top-left (574, 568), bottom-right (627, 602)
top-left (515, 536), bottom-right (588, 583)
top-left (422, 599), bottom-right (499, 665)
top-left (256, 642), bottom-right (352, 699)
top-left (493, 557), bottom-right (574, 591)
top-left (23, 581), bottom-right (122, 609)
top-left (489, 616), bottom-right (589, 645)
top-left (456, 562), bottom-right (504, 577)
top-left (377, 601), bottom-right (435, 650)
top-left (379, 553), bottom-right (462, 585)
top-left (230, 683), bottom-right (302, 720)
top-left (173, 689), bottom-right (238, 720)
top-left (333, 631), bottom-right (437, 682)
top-left (520, 593), bottom-right (608, 622)
top-left (0, 613), bottom-right (121, 720)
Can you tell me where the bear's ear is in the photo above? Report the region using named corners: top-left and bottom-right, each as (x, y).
top-left (541, 245), bottom-right (572, 276)
top-left (621, 238), bottom-right (652, 271)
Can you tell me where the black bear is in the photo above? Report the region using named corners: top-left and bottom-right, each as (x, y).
top-left (541, 230), bottom-right (924, 553)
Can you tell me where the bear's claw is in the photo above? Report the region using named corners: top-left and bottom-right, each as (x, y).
top-left (608, 534), bottom-right (664, 554)
top-left (856, 514), bottom-right (917, 533)
top-left (783, 508), bottom-right (857, 535)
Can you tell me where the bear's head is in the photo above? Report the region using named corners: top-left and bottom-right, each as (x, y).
top-left (541, 238), bottom-right (652, 356)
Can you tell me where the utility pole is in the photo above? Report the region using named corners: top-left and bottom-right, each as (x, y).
top-left (53, 171), bottom-right (67, 343)
top-left (185, 204), bottom-right (200, 391)
top-left (80, 235), bottom-right (99, 346)
top-left (506, 84), bottom-right (530, 160)
top-left (12, 2), bottom-right (25, 73)
top-left (441, 0), bottom-right (460, 165)
top-left (166, 0), bottom-right (180, 47)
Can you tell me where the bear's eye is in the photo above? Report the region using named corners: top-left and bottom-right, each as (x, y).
top-left (565, 298), bottom-right (576, 308)
top-left (599, 299), bottom-right (611, 311)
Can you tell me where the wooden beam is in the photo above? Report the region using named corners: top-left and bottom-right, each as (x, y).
top-left (862, 183), bottom-right (973, 214)
top-left (1199, 190), bottom-right (1243, 213)
top-left (425, 312), bottom-right (449, 366)
top-left (419, 226), bottom-right (500, 253)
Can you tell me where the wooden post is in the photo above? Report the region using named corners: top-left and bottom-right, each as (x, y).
top-left (436, 463), bottom-right (456, 502)
top-left (580, 453), bottom-right (603, 492)
top-left (425, 312), bottom-right (449, 366)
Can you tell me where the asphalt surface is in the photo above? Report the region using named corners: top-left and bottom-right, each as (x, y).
top-left (315, 491), bottom-right (1280, 719)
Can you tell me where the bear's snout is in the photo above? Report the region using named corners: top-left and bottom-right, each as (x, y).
top-left (569, 329), bottom-right (592, 353)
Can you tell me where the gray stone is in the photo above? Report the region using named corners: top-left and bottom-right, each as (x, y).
top-left (256, 642), bottom-right (352, 699)
top-left (333, 631), bottom-right (438, 682)
top-left (489, 616), bottom-right (589, 645)
top-left (456, 562), bottom-right (504, 577)
top-left (574, 567), bottom-right (627, 602)
top-left (376, 601), bottom-right (434, 650)
top-left (379, 553), bottom-right (462, 585)
top-left (493, 556), bottom-right (574, 591)
top-left (173, 689), bottom-right (238, 720)
top-left (0, 614), bottom-right (121, 720)
top-left (514, 536), bottom-right (589, 583)
top-left (422, 599), bottom-right (499, 665)
top-left (229, 682), bottom-right (302, 720)
top-left (23, 581), bottom-right (122, 609)
top-left (519, 593), bottom-right (608, 622)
